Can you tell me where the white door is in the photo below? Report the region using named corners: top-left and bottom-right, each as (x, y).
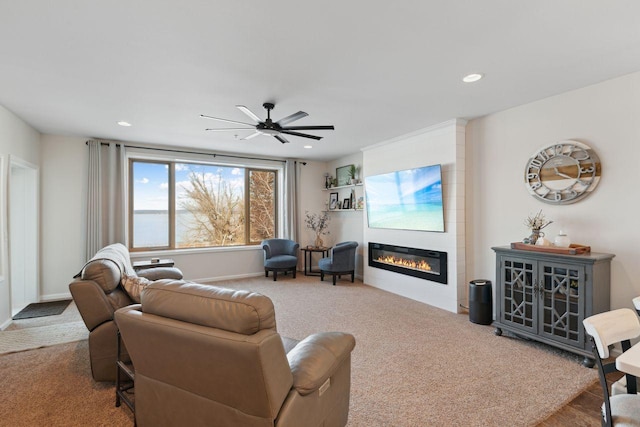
top-left (9, 156), bottom-right (38, 315)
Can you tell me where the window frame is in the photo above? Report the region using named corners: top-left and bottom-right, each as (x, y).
top-left (126, 152), bottom-right (281, 253)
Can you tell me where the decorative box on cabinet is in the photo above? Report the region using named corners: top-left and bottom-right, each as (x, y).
top-left (492, 246), bottom-right (614, 367)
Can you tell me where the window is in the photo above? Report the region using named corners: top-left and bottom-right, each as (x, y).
top-left (129, 159), bottom-right (277, 251)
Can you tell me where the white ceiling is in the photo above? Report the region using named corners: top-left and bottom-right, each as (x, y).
top-left (1, 1), bottom-right (640, 161)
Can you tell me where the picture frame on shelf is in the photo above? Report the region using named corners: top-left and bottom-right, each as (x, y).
top-left (329, 192), bottom-right (339, 210)
top-left (336, 164), bottom-right (353, 187)
top-left (342, 198), bottom-right (351, 210)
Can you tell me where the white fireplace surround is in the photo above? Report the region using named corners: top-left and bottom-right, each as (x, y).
top-left (362, 119), bottom-right (466, 313)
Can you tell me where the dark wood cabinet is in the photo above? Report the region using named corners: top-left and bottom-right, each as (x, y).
top-left (492, 246), bottom-right (614, 367)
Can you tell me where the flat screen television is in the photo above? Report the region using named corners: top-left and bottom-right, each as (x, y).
top-left (364, 164), bottom-right (444, 232)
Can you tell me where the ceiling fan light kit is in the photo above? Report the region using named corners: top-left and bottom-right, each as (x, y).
top-left (201, 102), bottom-right (334, 143)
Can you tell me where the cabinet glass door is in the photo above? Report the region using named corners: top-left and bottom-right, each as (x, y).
top-left (500, 257), bottom-right (536, 333)
top-left (538, 262), bottom-right (584, 346)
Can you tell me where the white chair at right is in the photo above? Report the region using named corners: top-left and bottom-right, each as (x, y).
top-left (583, 308), bottom-right (640, 427)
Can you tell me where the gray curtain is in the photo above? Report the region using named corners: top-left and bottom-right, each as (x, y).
top-left (86, 140), bottom-right (126, 260)
top-left (283, 159), bottom-right (299, 241)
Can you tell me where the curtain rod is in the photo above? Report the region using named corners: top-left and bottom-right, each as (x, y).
top-left (86, 140), bottom-right (291, 164)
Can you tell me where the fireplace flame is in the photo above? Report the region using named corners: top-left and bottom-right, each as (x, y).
top-left (376, 255), bottom-right (432, 272)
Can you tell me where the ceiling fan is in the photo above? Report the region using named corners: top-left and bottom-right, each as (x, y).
top-left (201, 102), bottom-right (334, 144)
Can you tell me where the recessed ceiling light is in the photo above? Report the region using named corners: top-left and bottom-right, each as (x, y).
top-left (117, 121), bottom-right (132, 127)
top-left (304, 145), bottom-right (313, 149)
top-left (462, 73), bottom-right (483, 83)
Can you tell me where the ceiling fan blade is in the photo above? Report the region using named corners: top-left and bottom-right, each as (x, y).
top-left (200, 114), bottom-right (254, 127)
top-left (242, 132), bottom-right (262, 140)
top-left (281, 130), bottom-right (323, 140)
top-left (276, 111), bottom-right (308, 126)
top-left (236, 105), bottom-right (262, 124)
top-left (205, 128), bottom-right (254, 131)
top-left (281, 125), bottom-right (335, 131)
top-left (274, 135), bottom-right (290, 144)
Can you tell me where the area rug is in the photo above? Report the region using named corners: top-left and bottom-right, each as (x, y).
top-left (12, 300), bottom-right (72, 320)
top-left (0, 321), bottom-right (88, 355)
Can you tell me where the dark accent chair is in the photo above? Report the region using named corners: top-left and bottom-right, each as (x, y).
top-left (319, 241), bottom-right (358, 286)
top-left (261, 238), bottom-right (299, 281)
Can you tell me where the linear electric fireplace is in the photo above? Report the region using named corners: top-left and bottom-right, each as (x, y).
top-left (368, 242), bottom-right (448, 284)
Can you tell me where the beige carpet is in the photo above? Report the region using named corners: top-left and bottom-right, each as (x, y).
top-left (0, 276), bottom-right (597, 426)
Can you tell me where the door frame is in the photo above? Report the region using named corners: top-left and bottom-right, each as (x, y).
top-left (8, 155), bottom-right (39, 315)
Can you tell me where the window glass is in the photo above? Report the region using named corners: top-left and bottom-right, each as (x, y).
top-left (131, 162), bottom-right (169, 248)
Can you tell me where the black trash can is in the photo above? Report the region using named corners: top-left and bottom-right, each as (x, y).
top-left (469, 280), bottom-right (493, 325)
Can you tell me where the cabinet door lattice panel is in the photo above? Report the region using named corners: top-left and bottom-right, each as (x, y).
top-left (501, 259), bottom-right (536, 332)
top-left (540, 263), bottom-right (584, 346)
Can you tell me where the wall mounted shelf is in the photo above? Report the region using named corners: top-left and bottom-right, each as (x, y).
top-left (322, 183), bottom-right (363, 191)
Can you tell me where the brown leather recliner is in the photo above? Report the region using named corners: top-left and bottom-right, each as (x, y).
top-left (69, 243), bottom-right (183, 381)
top-left (115, 281), bottom-right (356, 427)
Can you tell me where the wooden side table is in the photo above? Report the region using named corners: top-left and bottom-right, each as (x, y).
top-left (301, 247), bottom-right (330, 276)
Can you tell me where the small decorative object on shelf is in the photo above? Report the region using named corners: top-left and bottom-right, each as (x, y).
top-left (554, 231), bottom-right (571, 248)
top-left (329, 192), bottom-right (339, 210)
top-left (324, 172), bottom-right (330, 189)
top-left (336, 164), bottom-right (353, 186)
top-left (523, 210), bottom-right (553, 245)
top-left (357, 196), bottom-right (364, 210)
top-left (347, 164), bottom-right (358, 184)
top-left (305, 211), bottom-right (331, 248)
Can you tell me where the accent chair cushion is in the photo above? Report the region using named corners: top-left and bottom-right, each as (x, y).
top-left (264, 255), bottom-right (298, 269)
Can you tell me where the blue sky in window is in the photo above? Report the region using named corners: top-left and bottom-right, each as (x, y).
top-left (133, 162), bottom-right (244, 211)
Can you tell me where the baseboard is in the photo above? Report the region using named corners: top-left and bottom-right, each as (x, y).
top-left (0, 317), bottom-right (12, 331)
top-left (194, 272), bottom-right (264, 284)
top-left (40, 292), bottom-right (72, 302)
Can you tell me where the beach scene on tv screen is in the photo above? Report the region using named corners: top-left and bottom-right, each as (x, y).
top-left (365, 165), bottom-right (444, 232)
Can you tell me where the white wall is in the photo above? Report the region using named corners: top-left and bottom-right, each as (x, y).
top-left (0, 104), bottom-right (41, 328)
top-left (40, 135), bottom-right (88, 299)
top-left (362, 120), bottom-right (466, 313)
top-left (466, 71), bottom-right (640, 312)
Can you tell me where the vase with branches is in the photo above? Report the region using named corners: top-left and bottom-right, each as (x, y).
top-left (524, 210), bottom-right (553, 244)
top-left (305, 211), bottom-right (331, 248)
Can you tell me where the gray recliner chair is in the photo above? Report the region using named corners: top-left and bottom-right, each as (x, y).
top-left (262, 238), bottom-right (299, 281)
top-left (69, 243), bottom-right (183, 381)
top-left (319, 241), bottom-right (358, 286)
top-left (115, 281), bottom-right (356, 426)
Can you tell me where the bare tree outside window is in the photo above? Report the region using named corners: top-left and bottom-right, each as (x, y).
top-left (179, 170), bottom-right (245, 247)
top-left (249, 170), bottom-right (276, 242)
